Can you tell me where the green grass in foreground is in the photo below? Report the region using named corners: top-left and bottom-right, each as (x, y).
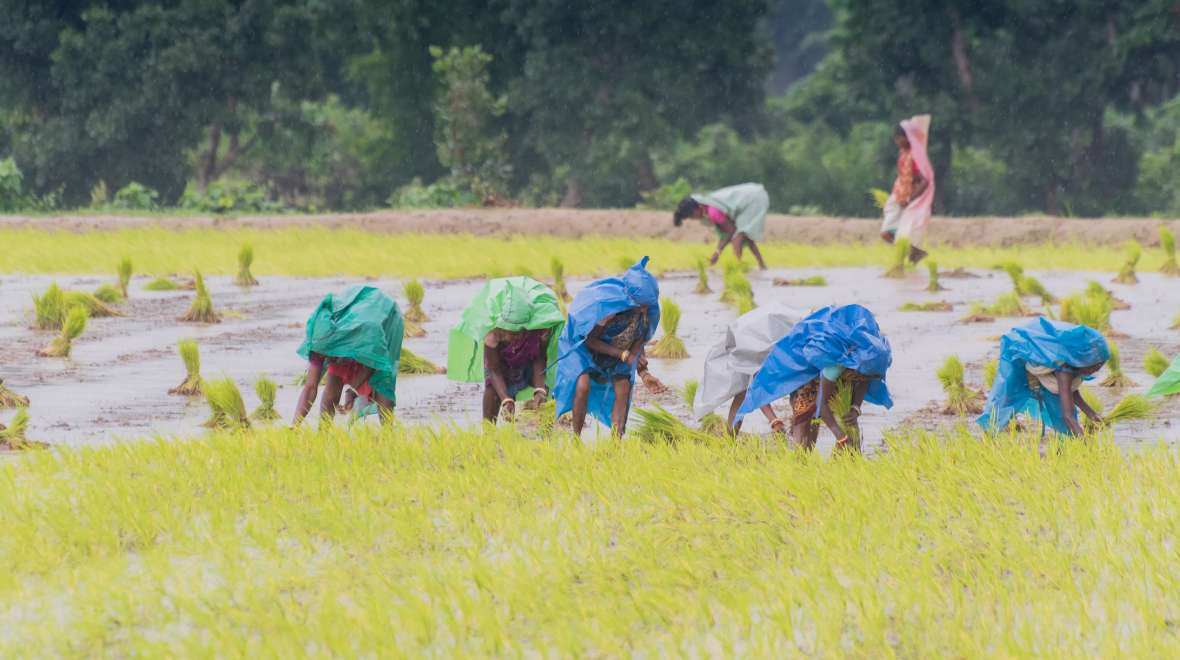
top-left (0, 226), bottom-right (1137, 278)
top-left (1, 426), bottom-right (1179, 655)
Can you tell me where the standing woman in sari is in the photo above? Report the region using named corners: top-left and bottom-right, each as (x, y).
top-left (880, 115), bottom-right (935, 264)
top-left (673, 183), bottom-right (770, 270)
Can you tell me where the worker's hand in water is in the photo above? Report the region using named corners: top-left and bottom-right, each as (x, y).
top-left (526, 387), bottom-right (548, 410)
top-left (639, 369), bottom-right (668, 394)
top-left (769, 418), bottom-right (786, 434)
top-left (709, 250), bottom-right (721, 265)
top-left (499, 398), bottom-right (515, 422)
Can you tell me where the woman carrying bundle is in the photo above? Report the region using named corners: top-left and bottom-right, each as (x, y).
top-left (292, 285), bottom-right (403, 425)
top-left (693, 304), bottom-right (802, 432)
top-left (555, 257), bottom-right (661, 437)
top-left (880, 115), bottom-right (935, 264)
top-left (736, 304), bottom-right (893, 451)
top-left (978, 318), bottom-right (1108, 438)
top-left (673, 183), bottom-right (770, 270)
top-left (447, 276), bottom-right (565, 423)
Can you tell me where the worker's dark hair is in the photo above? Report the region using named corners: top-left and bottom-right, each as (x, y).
top-left (673, 196), bottom-right (699, 227)
top-left (894, 124), bottom-right (907, 139)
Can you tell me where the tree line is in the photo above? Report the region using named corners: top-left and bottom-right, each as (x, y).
top-left (1, 0), bottom-right (1179, 217)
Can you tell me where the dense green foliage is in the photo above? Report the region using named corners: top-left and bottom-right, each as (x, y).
top-left (1, 0), bottom-right (1179, 215)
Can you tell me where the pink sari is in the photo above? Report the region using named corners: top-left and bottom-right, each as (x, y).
top-left (898, 115), bottom-right (935, 248)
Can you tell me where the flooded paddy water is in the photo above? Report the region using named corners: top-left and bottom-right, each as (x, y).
top-left (1, 266), bottom-right (1177, 452)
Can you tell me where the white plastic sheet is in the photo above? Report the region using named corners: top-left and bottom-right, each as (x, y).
top-left (692, 304), bottom-right (803, 418)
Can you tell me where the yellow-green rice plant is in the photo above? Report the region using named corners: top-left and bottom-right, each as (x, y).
top-left (721, 257), bottom-right (751, 275)
top-left (92, 284), bottom-right (123, 304)
top-left (967, 292), bottom-right (1028, 320)
top-left (870, 187), bottom-right (890, 208)
top-left (1084, 281), bottom-right (1129, 310)
top-left (681, 380), bottom-right (727, 435)
top-left (0, 378), bottom-right (29, 409)
top-left (399, 347), bottom-right (443, 374)
top-left (720, 269), bottom-right (752, 306)
top-left (144, 277), bottom-right (180, 291)
top-left (1002, 261), bottom-right (1024, 289)
top-left (235, 244), bottom-right (259, 287)
top-left (648, 298), bottom-right (688, 359)
top-left (550, 257), bottom-right (571, 301)
top-left (735, 293), bottom-right (756, 315)
top-left (1144, 347), bottom-right (1170, 379)
top-left (983, 359), bottom-right (999, 391)
top-left (882, 237), bottom-right (910, 278)
top-left (1105, 393), bottom-right (1156, 425)
top-left (773, 276), bottom-right (827, 287)
top-left (1172, 311), bottom-right (1180, 330)
top-left (693, 258), bottom-right (711, 294)
top-left (937, 355), bottom-right (984, 415)
top-left (179, 270), bottom-right (221, 323)
top-left (403, 319), bottom-right (426, 338)
top-left (64, 291), bottom-right (122, 317)
top-left (169, 339), bottom-right (203, 396)
top-left (633, 406), bottom-right (715, 444)
top-left (1059, 292), bottom-right (1111, 334)
top-left (0, 408), bottom-right (43, 450)
top-left (37, 306), bottom-right (87, 358)
top-left (900, 301), bottom-right (953, 312)
top-left (403, 279), bottom-right (428, 323)
top-left (1113, 240), bottom-right (1141, 284)
top-left (926, 261), bottom-right (945, 292)
top-left (118, 256), bottom-right (133, 298)
top-left (1019, 275), bottom-right (1055, 304)
top-left (827, 379), bottom-right (860, 451)
top-left (31, 283), bottom-right (66, 330)
top-left (203, 378), bottom-right (250, 431)
top-left (1159, 226), bottom-right (1179, 276)
top-left (251, 377), bottom-right (280, 422)
top-left (1099, 343), bottom-right (1133, 388)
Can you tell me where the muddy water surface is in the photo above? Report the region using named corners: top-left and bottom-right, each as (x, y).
top-left (1, 267), bottom-right (1177, 453)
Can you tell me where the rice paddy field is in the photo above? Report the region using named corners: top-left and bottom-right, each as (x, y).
top-left (2, 213), bottom-right (1180, 654)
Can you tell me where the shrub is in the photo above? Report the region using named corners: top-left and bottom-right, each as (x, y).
top-left (110, 182), bottom-right (160, 211)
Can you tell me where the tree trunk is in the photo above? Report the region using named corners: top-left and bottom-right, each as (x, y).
top-left (561, 177), bottom-right (583, 208)
top-left (948, 9), bottom-right (979, 113)
top-left (199, 124), bottom-right (222, 192)
top-left (636, 153), bottom-right (658, 193)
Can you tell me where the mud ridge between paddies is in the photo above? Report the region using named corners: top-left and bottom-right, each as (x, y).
top-left (3, 209), bottom-right (1179, 248)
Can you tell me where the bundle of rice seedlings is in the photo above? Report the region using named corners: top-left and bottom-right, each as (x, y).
top-left (735, 294), bottom-right (757, 315)
top-left (648, 298), bottom-right (688, 358)
top-left (168, 339), bottom-right (203, 396)
top-left (1080, 387), bottom-right (1106, 434)
top-left (144, 277), bottom-right (180, 291)
top-left (900, 301), bottom-right (953, 312)
top-left (1105, 394), bottom-right (1156, 425)
top-left (64, 291), bottom-right (122, 318)
top-left (1113, 241), bottom-right (1141, 285)
top-left (92, 284), bottom-right (123, 304)
top-left (883, 237), bottom-right (910, 278)
top-left (0, 408), bottom-right (44, 450)
top-left (403, 279), bottom-right (428, 323)
top-left (1161, 226), bottom-right (1180, 276)
top-left (634, 406), bottom-right (714, 444)
top-left (1144, 347), bottom-right (1170, 378)
top-left (1084, 281), bottom-right (1129, 310)
top-left (179, 271), bottom-right (221, 323)
top-left (1059, 292), bottom-right (1112, 333)
top-left (203, 377), bottom-right (251, 430)
top-left (399, 347), bottom-right (444, 374)
top-left (973, 292), bottom-right (1028, 318)
top-left (550, 257), bottom-right (571, 301)
top-left (118, 257), bottom-right (133, 298)
top-left (32, 283), bottom-right (66, 330)
top-left (1001, 262), bottom-right (1024, 289)
top-left (403, 319), bottom-right (426, 338)
top-left (693, 258), bottom-right (712, 294)
top-left (1019, 275), bottom-right (1055, 304)
top-left (983, 359), bottom-right (998, 391)
top-left (681, 380), bottom-right (727, 435)
top-left (773, 276), bottom-right (827, 287)
top-left (37, 306), bottom-right (88, 358)
top-left (0, 378), bottom-right (29, 408)
top-left (925, 261), bottom-right (945, 292)
top-left (722, 259), bottom-right (751, 275)
top-left (937, 355), bottom-right (984, 415)
top-left (251, 376), bottom-right (280, 422)
top-left (827, 379), bottom-right (860, 451)
top-left (235, 244), bottom-right (259, 287)
top-left (720, 270), bottom-right (753, 306)
top-left (870, 188), bottom-right (890, 208)
top-left (1099, 342), bottom-right (1133, 388)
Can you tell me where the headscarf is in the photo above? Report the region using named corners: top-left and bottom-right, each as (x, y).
top-left (693, 304), bottom-right (802, 419)
top-left (297, 285), bottom-right (404, 404)
top-left (898, 115), bottom-right (935, 248)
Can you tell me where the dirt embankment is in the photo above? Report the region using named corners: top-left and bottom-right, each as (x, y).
top-left (3, 209), bottom-right (1178, 247)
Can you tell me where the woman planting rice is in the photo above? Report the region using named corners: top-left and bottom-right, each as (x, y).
top-left (693, 304), bottom-right (802, 432)
top-left (673, 183), bottom-right (770, 270)
top-left (736, 304), bottom-right (893, 451)
top-left (292, 285), bottom-right (403, 426)
top-left (880, 115), bottom-right (935, 265)
top-left (555, 257), bottom-right (660, 437)
top-left (447, 276), bottom-right (565, 424)
top-left (978, 318), bottom-right (1109, 438)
